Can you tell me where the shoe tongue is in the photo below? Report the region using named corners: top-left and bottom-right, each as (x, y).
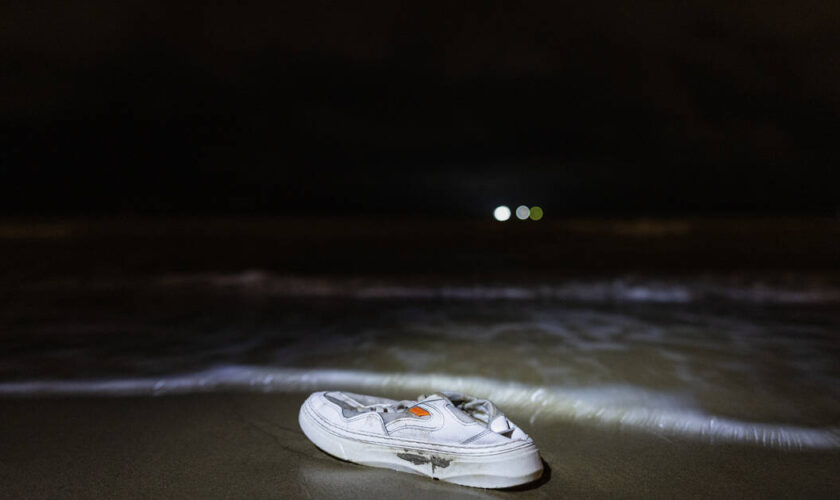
top-left (418, 392), bottom-right (506, 428)
top-left (489, 414), bottom-right (511, 433)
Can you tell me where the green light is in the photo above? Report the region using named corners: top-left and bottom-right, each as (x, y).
top-left (529, 206), bottom-right (543, 221)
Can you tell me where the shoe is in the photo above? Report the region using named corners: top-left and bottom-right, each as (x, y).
top-left (298, 390), bottom-right (543, 488)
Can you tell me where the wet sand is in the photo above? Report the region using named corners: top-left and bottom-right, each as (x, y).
top-left (3, 218), bottom-right (839, 497)
top-left (2, 393), bottom-right (838, 499)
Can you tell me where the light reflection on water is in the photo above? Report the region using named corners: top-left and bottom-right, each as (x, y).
top-left (2, 366), bottom-right (838, 450)
top-left (2, 272), bottom-right (839, 449)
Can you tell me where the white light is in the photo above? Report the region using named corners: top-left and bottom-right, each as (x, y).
top-left (515, 205), bottom-right (530, 220)
top-left (493, 205), bottom-right (511, 221)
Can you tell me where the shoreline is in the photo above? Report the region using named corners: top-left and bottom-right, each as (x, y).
top-left (2, 392), bottom-right (838, 498)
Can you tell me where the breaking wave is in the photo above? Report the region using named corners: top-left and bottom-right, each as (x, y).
top-left (2, 365), bottom-right (838, 450)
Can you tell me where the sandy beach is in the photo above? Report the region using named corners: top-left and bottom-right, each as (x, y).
top-left (5, 0), bottom-right (840, 492)
top-left (2, 218), bottom-right (839, 498)
top-left (2, 392), bottom-right (838, 499)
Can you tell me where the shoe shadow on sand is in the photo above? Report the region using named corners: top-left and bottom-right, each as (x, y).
top-left (500, 458), bottom-right (551, 491)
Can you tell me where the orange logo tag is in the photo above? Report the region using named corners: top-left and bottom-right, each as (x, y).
top-left (409, 406), bottom-right (430, 417)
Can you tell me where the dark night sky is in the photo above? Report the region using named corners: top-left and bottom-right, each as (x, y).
top-left (2, 1), bottom-right (839, 216)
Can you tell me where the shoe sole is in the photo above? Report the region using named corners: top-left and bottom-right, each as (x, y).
top-left (299, 397), bottom-right (543, 489)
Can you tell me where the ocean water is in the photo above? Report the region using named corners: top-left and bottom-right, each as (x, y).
top-left (3, 270), bottom-right (839, 450)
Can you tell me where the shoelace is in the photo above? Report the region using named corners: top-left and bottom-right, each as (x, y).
top-left (356, 395), bottom-right (484, 415)
top-left (356, 393), bottom-right (513, 436)
top-left (415, 392), bottom-right (502, 424)
top-left (460, 398), bottom-right (496, 424)
top-left (446, 393), bottom-right (514, 436)
top-left (358, 401), bottom-right (414, 413)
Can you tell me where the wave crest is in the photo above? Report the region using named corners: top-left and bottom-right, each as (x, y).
top-left (2, 366), bottom-right (837, 450)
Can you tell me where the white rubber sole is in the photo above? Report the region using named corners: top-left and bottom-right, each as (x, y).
top-left (299, 399), bottom-right (543, 489)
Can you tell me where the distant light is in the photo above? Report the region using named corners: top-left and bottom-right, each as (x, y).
top-left (493, 205), bottom-right (511, 221)
top-left (515, 205), bottom-right (530, 220)
top-left (529, 206), bottom-right (544, 221)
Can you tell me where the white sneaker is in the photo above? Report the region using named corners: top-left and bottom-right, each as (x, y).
top-left (299, 390), bottom-right (543, 488)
